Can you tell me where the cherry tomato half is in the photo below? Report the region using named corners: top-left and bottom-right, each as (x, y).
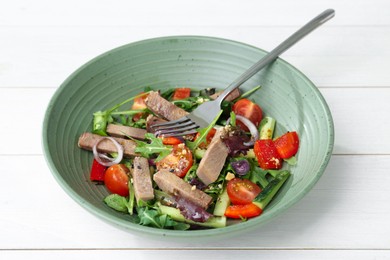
top-left (254, 139), bottom-right (283, 170)
top-left (172, 88), bottom-right (191, 100)
top-left (224, 203), bottom-right (263, 219)
top-left (274, 131), bottom-right (300, 159)
top-left (156, 144), bottom-right (193, 178)
top-left (226, 178), bottom-right (262, 205)
top-left (131, 92), bottom-right (149, 122)
top-left (194, 128), bottom-right (217, 149)
top-left (232, 98), bottom-right (263, 131)
top-left (131, 92), bottom-right (148, 110)
top-left (104, 164), bottom-right (130, 196)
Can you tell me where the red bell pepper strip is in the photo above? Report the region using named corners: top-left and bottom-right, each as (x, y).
top-left (254, 139), bottom-right (283, 169)
top-left (90, 159), bottom-right (107, 181)
top-left (224, 203), bottom-right (263, 219)
top-left (274, 131), bottom-right (300, 159)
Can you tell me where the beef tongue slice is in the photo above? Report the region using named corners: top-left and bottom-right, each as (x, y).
top-left (78, 132), bottom-right (138, 157)
top-left (196, 128), bottom-right (229, 186)
top-left (153, 170), bottom-right (212, 209)
top-left (106, 124), bottom-right (147, 140)
top-left (145, 114), bottom-right (167, 133)
top-left (145, 91), bottom-right (188, 121)
top-left (132, 157), bottom-right (154, 202)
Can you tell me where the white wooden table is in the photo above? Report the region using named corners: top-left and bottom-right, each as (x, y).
top-left (1, 1), bottom-right (390, 259)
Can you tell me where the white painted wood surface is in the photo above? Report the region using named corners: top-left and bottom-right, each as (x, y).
top-left (1, 0), bottom-right (389, 259)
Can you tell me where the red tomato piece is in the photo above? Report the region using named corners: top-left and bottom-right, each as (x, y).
top-left (89, 159), bottom-right (107, 182)
top-left (104, 164), bottom-right (130, 196)
top-left (172, 88), bottom-right (191, 100)
top-left (224, 203), bottom-right (263, 219)
top-left (226, 178), bottom-right (262, 205)
top-left (232, 98), bottom-right (263, 131)
top-left (194, 128), bottom-right (217, 149)
top-left (254, 139), bottom-right (283, 169)
top-left (161, 136), bottom-right (183, 145)
top-left (274, 131), bottom-right (300, 159)
top-left (131, 92), bottom-right (149, 121)
top-left (156, 144), bottom-right (193, 178)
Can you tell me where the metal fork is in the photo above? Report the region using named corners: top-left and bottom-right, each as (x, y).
top-left (152, 9), bottom-right (335, 137)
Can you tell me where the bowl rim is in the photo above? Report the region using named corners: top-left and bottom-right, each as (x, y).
top-left (42, 35), bottom-right (334, 238)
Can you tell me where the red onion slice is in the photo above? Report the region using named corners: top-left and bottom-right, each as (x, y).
top-left (92, 137), bottom-right (124, 167)
top-left (226, 115), bottom-right (259, 146)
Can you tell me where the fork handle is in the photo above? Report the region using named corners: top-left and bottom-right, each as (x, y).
top-left (215, 9), bottom-right (335, 104)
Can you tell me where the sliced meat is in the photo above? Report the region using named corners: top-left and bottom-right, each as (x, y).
top-left (209, 88), bottom-right (240, 102)
top-left (196, 128), bottom-right (229, 185)
top-left (106, 124), bottom-right (146, 140)
top-left (153, 170), bottom-right (213, 209)
top-left (145, 91), bottom-right (188, 121)
top-left (78, 132), bottom-right (138, 157)
top-left (131, 157), bottom-right (154, 201)
top-left (146, 114), bottom-right (167, 133)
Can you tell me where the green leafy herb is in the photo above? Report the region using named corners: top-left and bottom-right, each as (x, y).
top-left (133, 133), bottom-right (172, 161)
top-left (172, 96), bottom-right (210, 111)
top-left (110, 109), bottom-right (147, 116)
top-left (183, 164), bottom-right (199, 182)
top-left (247, 159), bottom-right (270, 188)
top-left (236, 85), bottom-right (261, 100)
top-left (186, 110), bottom-right (223, 151)
top-left (92, 92), bottom-right (151, 135)
top-left (104, 194), bottom-right (130, 213)
top-left (160, 88), bottom-right (176, 100)
top-left (137, 207), bottom-right (190, 230)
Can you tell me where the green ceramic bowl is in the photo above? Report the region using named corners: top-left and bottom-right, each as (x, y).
top-left (42, 36), bottom-right (334, 238)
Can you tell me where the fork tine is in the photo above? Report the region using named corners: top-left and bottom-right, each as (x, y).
top-left (156, 129), bottom-right (199, 137)
top-left (150, 116), bottom-right (190, 130)
top-left (163, 130), bottom-right (199, 137)
top-left (155, 122), bottom-right (199, 136)
top-left (152, 119), bottom-right (195, 131)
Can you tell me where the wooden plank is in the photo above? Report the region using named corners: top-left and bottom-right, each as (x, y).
top-left (2, 0), bottom-right (390, 26)
top-left (1, 250), bottom-right (390, 260)
top-left (0, 26), bottom-right (389, 88)
top-left (0, 155), bottom-right (389, 249)
top-left (320, 88), bottom-right (390, 154)
top-left (1, 87), bottom-right (390, 155)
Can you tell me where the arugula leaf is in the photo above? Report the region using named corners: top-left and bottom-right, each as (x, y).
top-left (104, 195), bottom-right (190, 230)
top-left (137, 207), bottom-right (190, 230)
top-left (133, 133), bottom-right (172, 161)
top-left (137, 207), bottom-right (163, 228)
top-left (104, 194), bottom-right (130, 213)
top-left (186, 110), bottom-right (223, 151)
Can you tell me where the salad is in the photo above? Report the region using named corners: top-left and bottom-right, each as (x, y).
top-left (78, 86), bottom-right (299, 230)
